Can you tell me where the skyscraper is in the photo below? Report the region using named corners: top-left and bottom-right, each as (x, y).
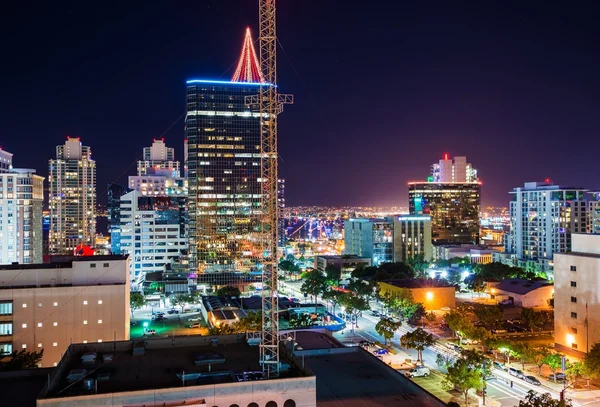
top-left (129, 139), bottom-right (185, 196)
top-left (0, 149), bottom-right (44, 265)
top-left (137, 138), bottom-right (180, 178)
top-left (107, 183), bottom-right (130, 255)
top-left (504, 181), bottom-right (588, 275)
top-left (343, 218), bottom-right (394, 266)
top-left (186, 29), bottom-right (268, 278)
top-left (431, 154), bottom-right (478, 183)
top-left (49, 137), bottom-right (96, 254)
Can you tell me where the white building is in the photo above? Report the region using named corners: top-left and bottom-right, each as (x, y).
top-left (0, 150), bottom-right (45, 265)
top-left (136, 138), bottom-right (180, 178)
top-left (0, 147), bottom-right (13, 173)
top-left (504, 182), bottom-right (588, 276)
top-left (431, 154), bottom-right (477, 183)
top-left (393, 215), bottom-right (433, 262)
top-left (554, 234), bottom-right (600, 355)
top-left (0, 255), bottom-right (130, 367)
top-left (488, 278), bottom-right (553, 308)
top-left (49, 137), bottom-right (96, 254)
top-left (119, 190), bottom-right (188, 285)
top-left (589, 193), bottom-right (600, 234)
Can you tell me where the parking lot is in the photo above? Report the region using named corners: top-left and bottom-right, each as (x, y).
top-left (130, 308), bottom-right (208, 338)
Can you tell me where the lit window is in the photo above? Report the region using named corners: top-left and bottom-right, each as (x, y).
top-left (38, 303), bottom-right (42, 307)
top-left (37, 322), bottom-right (42, 327)
top-left (22, 303), bottom-right (27, 308)
top-left (98, 339), bottom-right (102, 343)
top-left (21, 344), bottom-right (26, 349)
top-left (53, 342), bottom-right (57, 347)
top-left (83, 340), bottom-right (87, 344)
top-left (53, 322), bottom-right (58, 327)
top-left (83, 301), bottom-right (88, 305)
top-left (83, 320), bottom-right (88, 325)
top-left (53, 302), bottom-right (58, 307)
top-left (22, 323), bottom-right (27, 328)
top-left (98, 320), bottom-right (102, 324)
top-left (98, 300), bottom-right (103, 305)
top-left (53, 362), bottom-right (57, 367)
top-left (37, 343), bottom-right (42, 348)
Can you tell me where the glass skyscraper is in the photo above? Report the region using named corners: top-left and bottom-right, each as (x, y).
top-left (186, 80), bottom-right (264, 277)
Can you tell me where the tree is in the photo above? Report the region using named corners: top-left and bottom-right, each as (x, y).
top-left (406, 254), bottom-right (429, 278)
top-left (443, 357), bottom-right (485, 407)
top-left (400, 328), bottom-right (436, 362)
top-left (301, 269), bottom-right (328, 312)
top-left (473, 304), bottom-right (503, 329)
top-left (289, 313), bottom-right (315, 329)
top-left (513, 342), bottom-right (537, 370)
top-left (234, 311), bottom-right (262, 333)
top-left (130, 292), bottom-right (147, 316)
top-left (444, 310), bottom-right (475, 344)
top-left (324, 264), bottom-right (342, 286)
top-left (215, 285), bottom-right (241, 297)
top-left (543, 353), bottom-right (563, 382)
top-left (464, 274), bottom-right (486, 294)
top-left (532, 346), bottom-right (551, 375)
top-left (322, 289), bottom-right (343, 315)
top-left (566, 361), bottom-right (584, 387)
top-left (339, 292), bottom-right (369, 332)
top-left (521, 308), bottom-right (545, 332)
top-left (208, 324), bottom-right (235, 335)
top-left (375, 317), bottom-right (402, 345)
top-left (0, 349), bottom-right (44, 371)
top-left (402, 302), bottom-right (427, 325)
top-left (170, 293), bottom-right (192, 312)
top-left (519, 390), bottom-right (571, 407)
top-left (582, 342), bottom-right (600, 379)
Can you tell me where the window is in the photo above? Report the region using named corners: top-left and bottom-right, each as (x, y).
top-left (83, 301), bottom-right (88, 305)
top-left (83, 320), bottom-right (88, 325)
top-left (90, 263), bottom-right (96, 268)
top-left (571, 297), bottom-right (577, 303)
top-left (572, 327), bottom-right (578, 334)
top-left (98, 300), bottom-right (103, 305)
top-left (0, 343), bottom-right (12, 354)
top-left (572, 343), bottom-right (578, 349)
top-left (103, 263), bottom-right (109, 268)
top-left (98, 320), bottom-right (102, 324)
top-left (0, 301), bottom-right (12, 315)
top-left (266, 402), bottom-right (278, 407)
top-left (284, 401), bottom-right (297, 407)
top-left (53, 322), bottom-right (58, 327)
top-left (53, 342), bottom-right (57, 347)
top-left (97, 339), bottom-right (102, 343)
top-left (37, 322), bottom-right (42, 327)
top-left (22, 323), bottom-right (27, 328)
top-left (571, 281), bottom-right (577, 287)
top-left (22, 344), bottom-right (26, 349)
top-left (570, 265), bottom-right (577, 271)
top-left (38, 303), bottom-right (42, 307)
top-left (0, 322), bottom-right (13, 336)
top-left (83, 340), bottom-right (87, 344)
top-left (571, 312), bottom-right (578, 319)
top-left (22, 303), bottom-right (27, 308)
top-left (37, 343), bottom-right (42, 348)
top-left (53, 302), bottom-right (58, 307)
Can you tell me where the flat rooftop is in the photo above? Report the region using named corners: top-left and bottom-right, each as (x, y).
top-left (0, 254), bottom-right (128, 270)
top-left (306, 350), bottom-right (444, 407)
top-left (41, 335), bottom-right (305, 400)
top-left (381, 278), bottom-right (454, 289)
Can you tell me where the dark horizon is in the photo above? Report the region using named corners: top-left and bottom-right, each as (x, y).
top-left (2, 1), bottom-right (600, 207)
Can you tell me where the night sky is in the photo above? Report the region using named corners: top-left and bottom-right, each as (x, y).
top-left (1, 1), bottom-right (599, 207)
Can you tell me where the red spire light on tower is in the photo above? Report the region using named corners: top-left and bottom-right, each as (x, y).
top-left (231, 27), bottom-right (265, 83)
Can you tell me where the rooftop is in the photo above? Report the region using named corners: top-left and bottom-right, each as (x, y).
top-left (40, 335), bottom-right (305, 400)
top-left (315, 255), bottom-right (371, 260)
top-left (381, 279), bottom-right (454, 289)
top-left (493, 278), bottom-right (552, 295)
top-left (0, 255), bottom-right (128, 270)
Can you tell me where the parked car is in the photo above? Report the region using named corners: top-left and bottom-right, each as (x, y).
top-left (499, 299), bottom-right (513, 306)
top-left (508, 325), bottom-right (527, 333)
top-left (167, 309), bottom-right (179, 314)
top-left (441, 306), bottom-right (451, 311)
top-left (188, 317), bottom-right (201, 322)
top-left (372, 348), bottom-right (389, 355)
top-left (491, 328), bottom-right (507, 334)
top-left (144, 329), bottom-right (157, 335)
top-left (359, 340), bottom-right (375, 349)
top-left (548, 373), bottom-right (566, 382)
top-left (524, 376), bottom-right (541, 386)
top-left (509, 368), bottom-right (525, 379)
top-left (188, 323), bottom-right (201, 329)
top-left (406, 366), bottom-right (430, 377)
top-left (493, 361), bottom-right (506, 371)
top-left (371, 310), bottom-right (380, 317)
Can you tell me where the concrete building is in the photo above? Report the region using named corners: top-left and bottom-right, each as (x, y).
top-left (0, 160), bottom-right (45, 265)
top-left (37, 335), bottom-right (316, 407)
top-left (118, 190), bottom-right (188, 286)
top-left (48, 137), bottom-right (96, 254)
top-left (378, 279), bottom-right (456, 310)
top-left (554, 234), bottom-right (600, 355)
top-left (137, 138), bottom-right (180, 178)
top-left (434, 244), bottom-right (495, 264)
top-left (0, 255), bottom-right (130, 367)
top-left (504, 182), bottom-right (588, 276)
top-left (107, 183), bottom-right (130, 255)
top-left (393, 215), bottom-right (433, 262)
top-left (487, 278), bottom-right (553, 308)
top-left (431, 154), bottom-right (477, 183)
top-left (343, 218), bottom-right (393, 266)
top-left (589, 193), bottom-right (600, 234)
top-left (314, 255), bottom-right (371, 274)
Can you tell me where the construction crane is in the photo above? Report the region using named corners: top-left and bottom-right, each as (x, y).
top-left (257, 0), bottom-right (293, 378)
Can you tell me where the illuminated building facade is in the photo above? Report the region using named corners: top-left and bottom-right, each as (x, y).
top-left (409, 182), bottom-right (481, 245)
top-left (504, 182), bottom-right (588, 275)
top-left (589, 193), bottom-right (600, 234)
top-left (108, 183), bottom-right (130, 255)
top-left (0, 148), bottom-right (13, 173)
top-left (137, 138), bottom-right (180, 178)
top-left (393, 215), bottom-right (433, 262)
top-left (431, 154), bottom-right (477, 183)
top-left (343, 218), bottom-right (394, 266)
top-left (0, 162), bottom-right (44, 265)
top-left (48, 137), bottom-right (96, 254)
top-left (118, 190), bottom-right (188, 285)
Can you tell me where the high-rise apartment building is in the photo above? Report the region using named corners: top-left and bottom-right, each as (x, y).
top-left (588, 192), bottom-right (600, 234)
top-left (0, 151), bottom-right (44, 265)
top-left (119, 190), bottom-right (188, 285)
top-left (431, 154), bottom-right (477, 183)
top-left (554, 234), bottom-right (600, 355)
top-left (504, 182), bottom-right (588, 275)
top-left (137, 138), bottom-right (180, 178)
top-left (344, 218), bottom-right (394, 266)
top-left (49, 137), bottom-right (96, 254)
top-left (409, 182), bottom-right (481, 244)
top-left (0, 255), bottom-right (130, 367)
top-left (393, 215), bottom-right (433, 262)
top-left (107, 183), bottom-right (130, 255)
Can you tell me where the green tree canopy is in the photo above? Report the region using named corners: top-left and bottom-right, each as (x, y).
top-left (324, 264), bottom-right (342, 285)
top-left (301, 269), bottom-right (328, 312)
top-left (400, 328), bottom-right (436, 361)
top-left (170, 293), bottom-right (192, 312)
top-left (473, 304), bottom-right (503, 329)
top-left (339, 292), bottom-right (369, 331)
top-left (0, 349), bottom-right (44, 371)
top-left (442, 355), bottom-right (485, 407)
top-left (519, 390), bottom-right (571, 407)
top-left (583, 342), bottom-right (600, 379)
top-left (375, 317), bottom-right (402, 345)
top-left (130, 292), bottom-right (147, 316)
top-left (289, 313), bottom-right (314, 329)
top-left (234, 311), bottom-right (262, 332)
top-left (215, 285), bottom-right (241, 297)
top-left (444, 310), bottom-right (475, 344)
top-left (521, 308), bottom-right (545, 332)
top-left (543, 353), bottom-right (563, 381)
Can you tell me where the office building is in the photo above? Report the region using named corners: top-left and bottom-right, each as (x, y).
top-left (0, 255), bottom-right (130, 367)
top-left (431, 154), bottom-right (477, 183)
top-left (314, 255), bottom-right (371, 274)
top-left (589, 192), bottom-right (600, 234)
top-left (0, 155), bottom-right (44, 265)
top-left (136, 138), bottom-right (180, 178)
top-left (409, 182), bottom-right (481, 244)
top-left (393, 215), bottom-right (433, 262)
top-left (186, 30), bottom-right (267, 277)
top-left (554, 234), bottom-right (600, 355)
top-left (504, 182), bottom-right (588, 275)
top-left (119, 190), bottom-right (188, 285)
top-left (107, 183), bottom-right (130, 255)
top-left (344, 218), bottom-right (393, 266)
top-left (48, 137), bottom-right (96, 254)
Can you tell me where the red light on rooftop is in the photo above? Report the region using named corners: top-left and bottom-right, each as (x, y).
top-left (444, 153), bottom-right (449, 160)
top-left (545, 178), bottom-right (551, 183)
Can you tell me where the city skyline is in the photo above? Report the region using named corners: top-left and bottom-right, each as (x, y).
top-left (2, 2), bottom-right (600, 207)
